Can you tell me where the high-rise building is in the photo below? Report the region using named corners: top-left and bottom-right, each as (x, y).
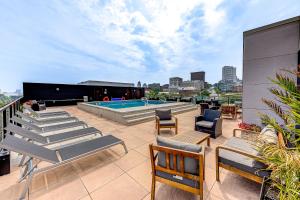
top-left (137, 81), bottom-right (141, 88)
top-left (222, 66), bottom-right (237, 82)
top-left (169, 77), bottom-right (183, 87)
top-left (142, 83), bottom-right (147, 88)
top-left (148, 83), bottom-right (160, 91)
top-left (191, 71), bottom-right (205, 82)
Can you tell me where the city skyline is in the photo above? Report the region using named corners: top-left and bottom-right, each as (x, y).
top-left (1, 0), bottom-right (300, 91)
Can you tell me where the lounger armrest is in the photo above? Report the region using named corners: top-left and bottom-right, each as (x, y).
top-left (233, 128), bottom-right (260, 137)
top-left (216, 145), bottom-right (263, 161)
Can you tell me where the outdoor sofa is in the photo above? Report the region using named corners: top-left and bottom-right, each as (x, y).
top-left (216, 125), bottom-right (279, 183)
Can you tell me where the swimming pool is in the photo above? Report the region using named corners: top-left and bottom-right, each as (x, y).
top-left (88, 100), bottom-right (169, 109)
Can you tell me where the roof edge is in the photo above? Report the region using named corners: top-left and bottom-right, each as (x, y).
top-left (244, 16), bottom-right (300, 36)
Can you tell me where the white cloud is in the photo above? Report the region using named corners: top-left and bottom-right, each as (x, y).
top-left (74, 0), bottom-right (227, 71)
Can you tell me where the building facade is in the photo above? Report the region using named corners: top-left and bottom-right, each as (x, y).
top-left (191, 71), bottom-right (205, 82)
top-left (169, 77), bottom-right (183, 87)
top-left (243, 16), bottom-right (300, 125)
top-left (148, 83), bottom-right (161, 91)
top-left (222, 66), bottom-right (237, 82)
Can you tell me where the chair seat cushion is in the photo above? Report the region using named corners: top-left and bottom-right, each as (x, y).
top-left (195, 121), bottom-right (214, 128)
top-left (156, 170), bottom-right (200, 189)
top-left (159, 120), bottom-right (176, 126)
top-left (219, 137), bottom-right (269, 177)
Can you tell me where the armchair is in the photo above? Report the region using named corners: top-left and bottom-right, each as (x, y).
top-left (195, 109), bottom-right (222, 138)
top-left (149, 136), bottom-right (205, 200)
top-left (155, 109), bottom-right (178, 135)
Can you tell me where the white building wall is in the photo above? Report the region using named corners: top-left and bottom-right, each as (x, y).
top-left (243, 17), bottom-right (300, 125)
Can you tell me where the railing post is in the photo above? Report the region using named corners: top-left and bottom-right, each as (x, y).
top-left (0, 110), bottom-right (3, 142)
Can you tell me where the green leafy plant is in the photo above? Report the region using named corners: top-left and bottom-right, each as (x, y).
top-left (200, 89), bottom-right (211, 97)
top-left (146, 89), bottom-right (159, 100)
top-left (0, 95), bottom-right (12, 108)
top-left (259, 69), bottom-right (300, 200)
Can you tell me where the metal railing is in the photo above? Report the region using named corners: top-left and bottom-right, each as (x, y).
top-left (0, 96), bottom-right (22, 142)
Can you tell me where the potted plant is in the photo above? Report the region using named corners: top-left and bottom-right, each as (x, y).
top-left (258, 69), bottom-right (300, 200)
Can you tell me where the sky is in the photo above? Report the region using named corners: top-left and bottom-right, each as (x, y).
top-left (0, 0), bottom-right (300, 92)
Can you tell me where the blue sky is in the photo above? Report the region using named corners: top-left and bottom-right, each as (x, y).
top-left (0, 0), bottom-right (300, 91)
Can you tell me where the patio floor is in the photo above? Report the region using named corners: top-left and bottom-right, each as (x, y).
top-left (0, 106), bottom-right (261, 200)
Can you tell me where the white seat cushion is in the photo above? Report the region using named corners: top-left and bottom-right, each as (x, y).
top-left (196, 121), bottom-right (214, 128)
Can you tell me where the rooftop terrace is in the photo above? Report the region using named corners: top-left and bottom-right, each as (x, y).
top-left (0, 106), bottom-right (261, 200)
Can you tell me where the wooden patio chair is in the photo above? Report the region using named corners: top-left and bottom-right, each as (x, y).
top-left (149, 136), bottom-right (205, 200)
top-left (155, 109), bottom-right (178, 135)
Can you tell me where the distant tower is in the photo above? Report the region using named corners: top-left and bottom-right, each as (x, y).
top-left (137, 81), bottom-right (141, 88)
top-left (142, 83), bottom-right (147, 88)
top-left (222, 66), bottom-right (237, 82)
top-left (191, 71), bottom-right (205, 82)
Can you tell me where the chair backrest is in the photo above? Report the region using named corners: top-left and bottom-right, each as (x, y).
top-left (203, 109), bottom-right (221, 122)
top-left (155, 109), bottom-right (172, 120)
top-left (5, 123), bottom-right (47, 144)
top-left (149, 142), bottom-right (204, 193)
top-left (11, 116), bottom-right (42, 132)
top-left (0, 134), bottom-right (59, 163)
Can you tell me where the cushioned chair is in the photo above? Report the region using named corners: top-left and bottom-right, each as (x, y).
top-left (155, 109), bottom-right (178, 135)
top-left (149, 136), bottom-right (205, 200)
top-left (216, 125), bottom-right (279, 183)
top-left (195, 109), bottom-right (222, 138)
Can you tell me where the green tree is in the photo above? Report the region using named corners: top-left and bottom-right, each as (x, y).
top-left (201, 89), bottom-right (211, 97)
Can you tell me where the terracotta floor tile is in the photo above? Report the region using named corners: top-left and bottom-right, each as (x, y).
top-left (90, 173), bottom-right (148, 200)
top-left (80, 163), bottom-right (124, 193)
top-left (134, 143), bottom-right (151, 158)
top-left (80, 195), bottom-right (93, 200)
top-left (31, 178), bottom-right (88, 200)
top-left (113, 150), bottom-right (148, 171)
top-left (210, 171), bottom-right (261, 200)
top-left (127, 159), bottom-right (152, 191)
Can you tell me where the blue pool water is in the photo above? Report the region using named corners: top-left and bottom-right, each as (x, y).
top-left (89, 100), bottom-right (169, 109)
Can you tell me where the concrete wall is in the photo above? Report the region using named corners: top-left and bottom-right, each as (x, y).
top-left (243, 17), bottom-right (300, 125)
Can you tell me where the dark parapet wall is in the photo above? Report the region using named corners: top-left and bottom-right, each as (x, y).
top-left (23, 82), bottom-right (145, 106)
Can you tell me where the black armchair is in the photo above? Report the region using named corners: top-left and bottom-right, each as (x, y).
top-left (195, 109), bottom-right (222, 138)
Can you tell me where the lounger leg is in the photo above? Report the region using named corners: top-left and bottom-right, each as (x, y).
top-left (19, 155), bottom-right (26, 167)
top-left (19, 160), bottom-right (35, 200)
top-left (19, 163), bottom-right (38, 182)
top-left (151, 175), bottom-right (156, 200)
top-left (121, 142), bottom-right (128, 153)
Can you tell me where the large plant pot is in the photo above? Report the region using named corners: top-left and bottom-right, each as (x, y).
top-left (0, 150), bottom-right (10, 176)
top-left (260, 177), bottom-right (279, 200)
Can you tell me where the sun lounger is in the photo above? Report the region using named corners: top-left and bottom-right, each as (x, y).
top-left (0, 134), bottom-right (128, 199)
top-left (5, 123), bottom-right (102, 145)
top-left (11, 116), bottom-right (87, 133)
top-left (27, 107), bottom-right (70, 118)
top-left (16, 111), bottom-right (78, 125)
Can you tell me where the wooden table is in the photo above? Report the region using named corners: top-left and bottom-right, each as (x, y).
top-left (172, 131), bottom-right (210, 146)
